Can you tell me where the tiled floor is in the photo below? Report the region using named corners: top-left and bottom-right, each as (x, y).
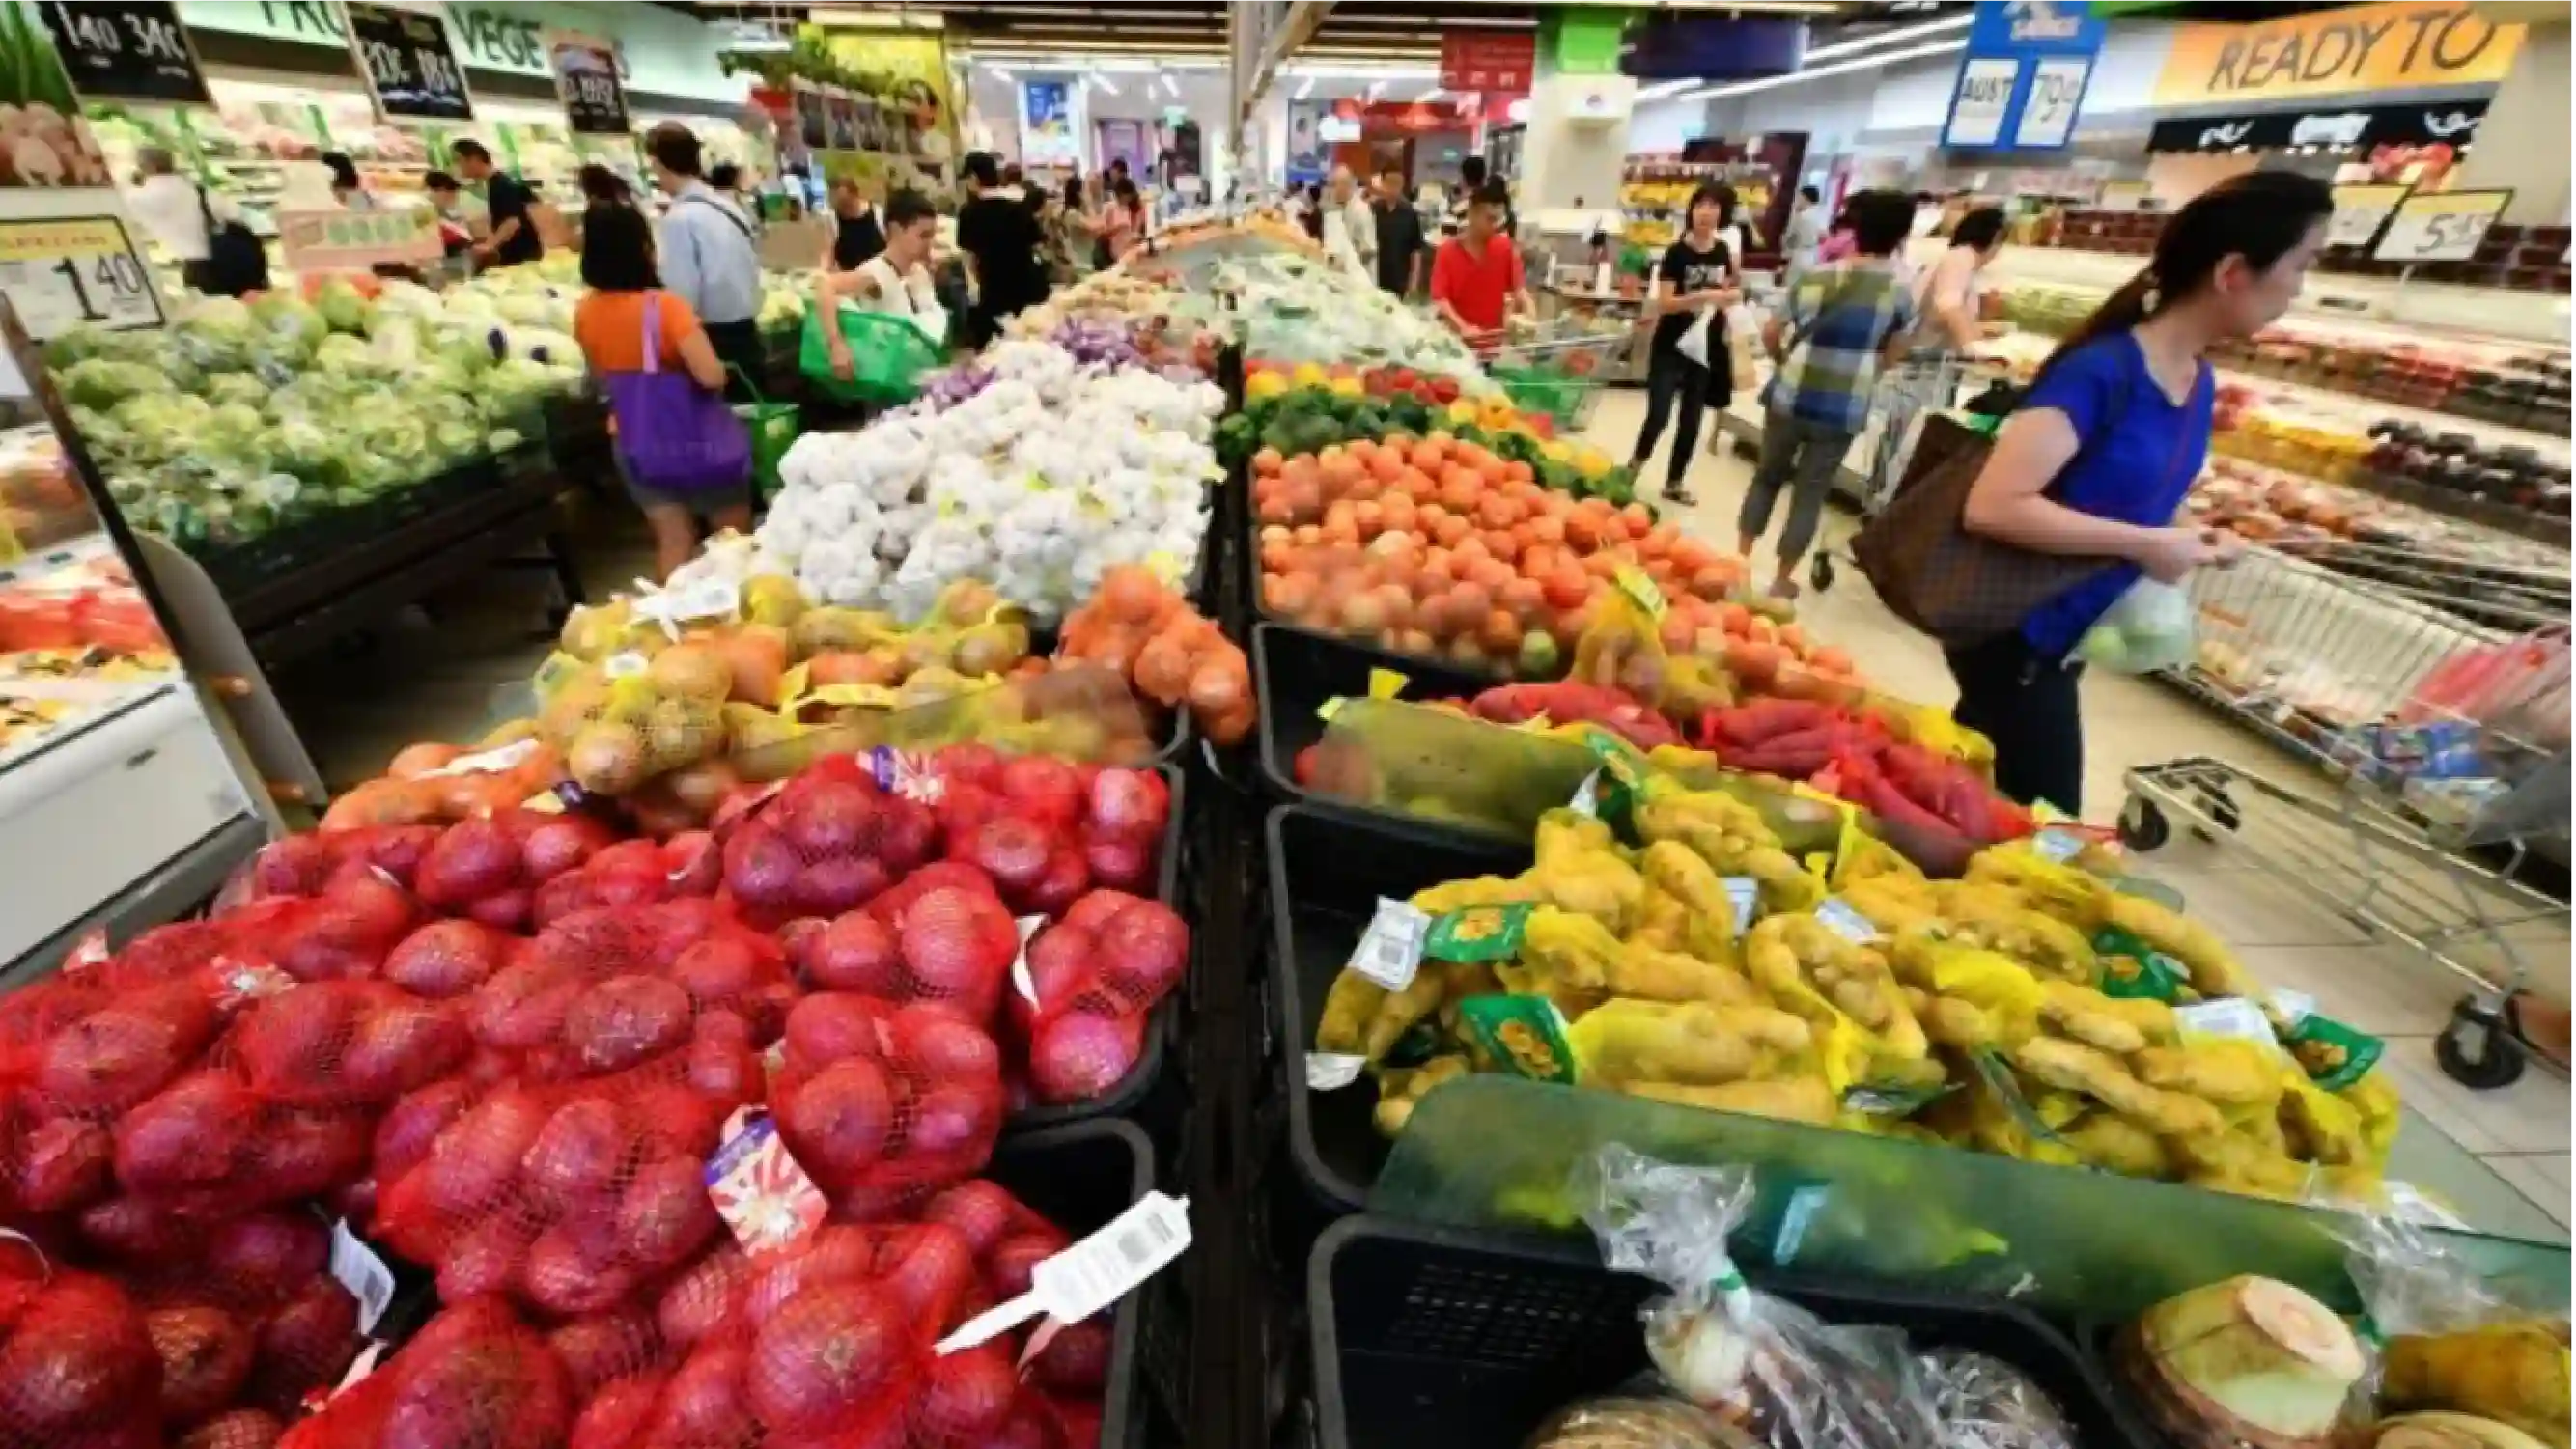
top-left (275, 388), bottom-right (2572, 1239)
top-left (1585, 384), bottom-right (2572, 1238)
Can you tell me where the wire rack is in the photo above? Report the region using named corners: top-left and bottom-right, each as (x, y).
top-left (2123, 540), bottom-right (2571, 1091)
top-left (1483, 320), bottom-right (1629, 432)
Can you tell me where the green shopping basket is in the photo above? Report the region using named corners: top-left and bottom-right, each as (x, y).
top-left (799, 305), bottom-right (945, 405)
top-left (730, 369), bottom-right (802, 500)
top-left (1492, 363), bottom-right (1586, 430)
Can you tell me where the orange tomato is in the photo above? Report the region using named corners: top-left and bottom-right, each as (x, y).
top-left (1431, 514), bottom-right (1470, 547)
top-left (1504, 460), bottom-right (1534, 487)
top-left (1810, 645), bottom-right (1855, 676)
top-left (1281, 457), bottom-right (1320, 491)
top-left (1541, 565), bottom-right (1588, 612)
top-left (1498, 576), bottom-right (1546, 624)
top-left (1565, 515), bottom-right (1602, 552)
top-left (1409, 441), bottom-right (1445, 472)
top-left (1353, 500), bottom-right (1385, 537)
top-left (1253, 447), bottom-right (1285, 477)
top-left (1481, 608), bottom-right (1523, 654)
top-left (1477, 531), bottom-right (1519, 567)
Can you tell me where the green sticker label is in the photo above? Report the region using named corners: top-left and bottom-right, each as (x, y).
top-left (1424, 903), bottom-right (1533, 962)
top-left (2283, 1013), bottom-right (2383, 1090)
top-left (2092, 926), bottom-right (2187, 1002)
top-left (1457, 994), bottom-right (1578, 1084)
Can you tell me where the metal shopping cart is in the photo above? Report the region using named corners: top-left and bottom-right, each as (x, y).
top-left (1806, 352), bottom-right (2018, 595)
top-left (2119, 539), bottom-right (2572, 1089)
top-left (1483, 319), bottom-right (1631, 434)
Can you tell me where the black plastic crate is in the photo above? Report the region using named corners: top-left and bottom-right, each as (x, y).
top-left (1310, 1215), bottom-right (2158, 1449)
top-left (990, 1118), bottom-right (1159, 1449)
top-left (1251, 623), bottom-right (1489, 803)
top-left (1265, 806), bottom-right (1527, 1226)
top-left (1007, 764), bottom-right (1190, 1133)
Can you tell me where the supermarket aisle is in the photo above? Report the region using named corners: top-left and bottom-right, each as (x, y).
top-left (1588, 383), bottom-right (2574, 1236)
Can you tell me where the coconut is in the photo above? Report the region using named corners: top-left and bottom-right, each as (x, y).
top-left (2118, 1276), bottom-right (2365, 1449)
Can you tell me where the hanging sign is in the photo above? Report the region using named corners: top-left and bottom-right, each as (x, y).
top-left (2371, 189), bottom-right (2510, 265)
top-left (343, 2), bottom-right (473, 123)
top-left (0, 216), bottom-right (162, 340)
top-left (2152, 2), bottom-right (2524, 106)
top-left (546, 31), bottom-right (628, 136)
top-left (39, 1), bottom-right (211, 106)
top-left (1941, 1), bottom-right (2105, 153)
top-left (277, 208), bottom-right (441, 271)
top-left (1439, 31), bottom-right (1537, 95)
top-left (2325, 182), bottom-right (2412, 249)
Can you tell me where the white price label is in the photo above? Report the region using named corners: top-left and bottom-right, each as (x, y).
top-left (420, 738), bottom-right (540, 778)
top-left (2268, 989), bottom-right (2316, 1030)
top-left (1722, 878), bottom-right (1759, 940)
top-left (936, 1191), bottom-right (1191, 1354)
top-left (328, 1219), bottom-right (399, 1334)
top-left (2175, 997), bottom-right (2282, 1050)
top-left (602, 651), bottom-right (648, 679)
top-left (2012, 56), bottom-right (2090, 150)
top-left (2373, 191), bottom-right (2510, 264)
top-left (1942, 57), bottom-right (2020, 148)
top-left (1569, 769), bottom-right (1602, 820)
top-left (2030, 827), bottom-right (2086, 864)
top-left (1813, 897), bottom-right (1879, 945)
top-left (0, 216), bottom-right (163, 341)
top-left (1009, 915), bottom-right (1048, 1006)
top-left (1305, 1052), bottom-right (1366, 1091)
top-left (1349, 898), bottom-right (1432, 990)
top-left (2325, 183), bottom-right (2411, 249)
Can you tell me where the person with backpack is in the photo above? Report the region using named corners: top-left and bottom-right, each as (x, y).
top-left (1741, 188), bottom-right (1919, 601)
top-left (1944, 172), bottom-right (2331, 813)
top-left (646, 124), bottom-right (765, 399)
top-left (127, 146), bottom-right (264, 297)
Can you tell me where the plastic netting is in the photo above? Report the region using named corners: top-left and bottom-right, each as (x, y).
top-left (0, 1268), bottom-right (163, 1449)
top-left (774, 994), bottom-right (1005, 1220)
top-left (1011, 891), bottom-right (1189, 1106)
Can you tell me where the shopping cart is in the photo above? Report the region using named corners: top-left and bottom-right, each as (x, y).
top-left (1806, 353), bottom-right (2015, 595)
top-left (1483, 320), bottom-right (1630, 433)
top-left (2119, 540), bottom-right (2572, 1089)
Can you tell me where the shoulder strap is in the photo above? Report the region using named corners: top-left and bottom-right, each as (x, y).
top-left (681, 193), bottom-right (755, 242)
top-left (639, 291), bottom-right (663, 376)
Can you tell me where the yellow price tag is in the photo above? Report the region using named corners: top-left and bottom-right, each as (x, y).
top-left (1611, 565), bottom-right (1666, 620)
top-left (1367, 668), bottom-right (1409, 700)
top-left (1316, 697), bottom-right (1345, 722)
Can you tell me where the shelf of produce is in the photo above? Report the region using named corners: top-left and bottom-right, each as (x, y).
top-left (1309, 1214), bottom-right (2160, 1449)
top-left (0, 526), bottom-right (111, 590)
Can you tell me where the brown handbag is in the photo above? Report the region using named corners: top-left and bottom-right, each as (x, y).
top-left (1852, 407), bottom-right (2170, 647)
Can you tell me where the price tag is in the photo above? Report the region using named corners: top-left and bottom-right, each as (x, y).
top-left (1009, 915), bottom-right (1048, 1005)
top-left (1722, 878), bottom-right (1759, 939)
top-left (420, 738), bottom-right (539, 779)
top-left (704, 1107), bottom-right (827, 1256)
top-left (1305, 1052), bottom-right (1366, 1091)
top-left (602, 651), bottom-right (648, 679)
top-left (2175, 997), bottom-right (2282, 1050)
top-left (39, 1), bottom-right (210, 105)
top-left (1349, 898), bottom-right (1432, 990)
top-left (343, 1), bottom-right (473, 122)
top-left (936, 1192), bottom-right (1192, 1355)
top-left (328, 1220), bottom-right (399, 1334)
top-left (1812, 897), bottom-right (1879, 945)
top-left (2325, 183), bottom-right (2411, 250)
top-left (2030, 827), bottom-right (2086, 864)
top-left (2373, 190), bottom-right (2510, 265)
top-left (278, 209), bottom-right (441, 273)
top-left (0, 217), bottom-right (162, 341)
top-left (546, 31), bottom-right (630, 136)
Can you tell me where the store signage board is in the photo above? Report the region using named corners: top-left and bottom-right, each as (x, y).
top-left (1940, 1), bottom-right (2105, 153)
top-left (0, 216), bottom-right (162, 341)
top-left (2145, 101), bottom-right (2487, 155)
top-left (2371, 188), bottom-right (2510, 265)
top-left (277, 208), bottom-right (439, 271)
top-left (2326, 182), bottom-right (2412, 249)
top-left (1439, 30), bottom-right (1536, 95)
top-left (2151, 1), bottom-right (2523, 106)
top-left (546, 30), bottom-right (628, 136)
top-left (343, 2), bottom-right (473, 123)
top-left (39, 1), bottom-right (211, 106)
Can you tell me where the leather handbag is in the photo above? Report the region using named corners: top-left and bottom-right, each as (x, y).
top-left (1850, 411), bottom-right (2116, 645)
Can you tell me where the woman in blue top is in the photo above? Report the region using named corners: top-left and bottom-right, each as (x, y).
top-left (1954, 172), bottom-right (2334, 814)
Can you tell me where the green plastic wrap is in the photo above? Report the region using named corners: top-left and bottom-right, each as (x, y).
top-left (1372, 1075), bottom-right (2569, 1323)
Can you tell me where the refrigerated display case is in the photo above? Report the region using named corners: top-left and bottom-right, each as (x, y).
top-left (0, 320), bottom-right (272, 986)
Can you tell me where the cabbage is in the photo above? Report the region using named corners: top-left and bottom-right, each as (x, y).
top-left (57, 357), bottom-right (167, 409)
top-left (314, 279), bottom-right (373, 334)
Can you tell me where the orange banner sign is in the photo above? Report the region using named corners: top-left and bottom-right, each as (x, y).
top-left (2152, 1), bottom-right (2524, 105)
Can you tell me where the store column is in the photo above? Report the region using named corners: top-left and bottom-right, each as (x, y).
top-left (1515, 8), bottom-right (1636, 214)
top-left (2454, 15), bottom-right (2569, 224)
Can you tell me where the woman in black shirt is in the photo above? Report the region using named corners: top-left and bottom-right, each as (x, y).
top-left (1626, 183), bottom-right (1741, 507)
top-left (824, 176), bottom-right (885, 271)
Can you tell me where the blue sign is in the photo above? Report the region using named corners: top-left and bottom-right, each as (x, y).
top-left (1940, 1), bottom-right (2105, 152)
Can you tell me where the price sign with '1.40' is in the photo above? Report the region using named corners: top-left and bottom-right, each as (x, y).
top-left (344, 2), bottom-right (473, 122)
top-left (39, 1), bottom-right (210, 105)
top-left (2373, 189), bottom-right (2512, 265)
top-left (0, 216), bottom-right (162, 341)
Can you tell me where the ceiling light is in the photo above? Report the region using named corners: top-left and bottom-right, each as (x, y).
top-left (1417, 86), bottom-right (1444, 102)
top-left (1161, 74), bottom-right (1180, 98)
top-left (1677, 38), bottom-right (1967, 101)
top-left (1799, 12), bottom-right (1974, 63)
top-left (1366, 79), bottom-right (1386, 101)
top-left (1295, 77), bottom-right (1315, 99)
top-left (1091, 70), bottom-right (1120, 96)
top-left (990, 66), bottom-right (1020, 83)
top-left (1635, 79), bottom-right (1701, 102)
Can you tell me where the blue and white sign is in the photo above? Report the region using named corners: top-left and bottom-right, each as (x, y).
top-left (1940, 1), bottom-right (2105, 152)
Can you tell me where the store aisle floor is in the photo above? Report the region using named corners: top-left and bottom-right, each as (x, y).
top-left (1582, 382), bottom-right (2573, 1239)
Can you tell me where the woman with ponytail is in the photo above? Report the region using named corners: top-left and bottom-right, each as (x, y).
top-left (1951, 171), bottom-right (2334, 813)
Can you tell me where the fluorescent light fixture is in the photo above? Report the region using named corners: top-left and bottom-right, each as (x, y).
top-left (1634, 78), bottom-right (1701, 102)
top-left (1799, 12), bottom-right (1974, 62)
top-left (1160, 74), bottom-right (1180, 98)
top-left (1677, 38), bottom-right (1967, 100)
top-left (1417, 86), bottom-right (1444, 102)
top-left (1091, 70), bottom-right (1120, 95)
top-left (990, 66), bottom-right (1020, 83)
top-left (1366, 79), bottom-right (1386, 101)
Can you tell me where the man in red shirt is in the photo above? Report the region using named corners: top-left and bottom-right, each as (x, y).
top-left (1430, 180), bottom-right (1531, 342)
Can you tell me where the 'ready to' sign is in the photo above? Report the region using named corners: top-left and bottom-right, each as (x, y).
top-left (2152, 0), bottom-right (2524, 106)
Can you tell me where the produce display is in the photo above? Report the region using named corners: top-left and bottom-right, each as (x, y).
top-left (1058, 565), bottom-right (1252, 745)
top-left (715, 336), bottom-right (1221, 624)
top-left (1172, 249), bottom-right (1492, 391)
top-left (1313, 739), bottom-right (2405, 1206)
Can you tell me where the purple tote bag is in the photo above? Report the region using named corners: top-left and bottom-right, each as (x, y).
top-left (603, 292), bottom-right (751, 494)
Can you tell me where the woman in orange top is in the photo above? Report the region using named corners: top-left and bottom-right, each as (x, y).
top-left (572, 203), bottom-right (751, 579)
